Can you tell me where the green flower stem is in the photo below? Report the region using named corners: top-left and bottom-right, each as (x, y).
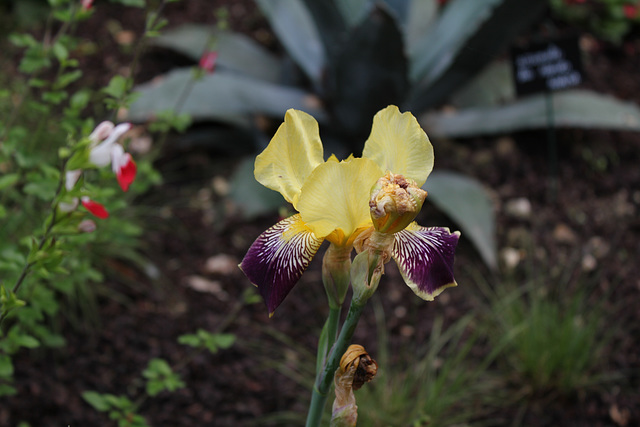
top-left (326, 306), bottom-right (341, 352)
top-left (306, 300), bottom-right (366, 427)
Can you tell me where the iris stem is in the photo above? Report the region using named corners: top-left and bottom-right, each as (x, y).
top-left (325, 305), bottom-right (341, 359)
top-left (306, 300), bottom-right (366, 427)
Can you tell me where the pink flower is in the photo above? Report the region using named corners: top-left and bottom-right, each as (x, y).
top-left (199, 51), bottom-right (218, 73)
top-left (81, 197), bottom-right (109, 219)
top-left (81, 0), bottom-right (93, 11)
top-left (624, 4), bottom-right (638, 19)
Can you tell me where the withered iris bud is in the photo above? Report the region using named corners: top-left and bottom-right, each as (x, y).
top-left (369, 172), bottom-right (427, 234)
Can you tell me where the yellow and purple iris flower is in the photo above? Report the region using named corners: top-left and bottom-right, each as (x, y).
top-left (241, 105), bottom-right (459, 314)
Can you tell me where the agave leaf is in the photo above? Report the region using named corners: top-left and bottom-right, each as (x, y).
top-left (407, 0), bottom-right (547, 111)
top-left (151, 25), bottom-right (282, 83)
top-left (405, 0), bottom-right (438, 52)
top-left (425, 170), bottom-right (497, 269)
top-left (422, 90), bottom-right (640, 138)
top-left (450, 60), bottom-right (515, 109)
top-left (256, 0), bottom-right (325, 85)
top-left (127, 68), bottom-right (325, 125)
top-left (409, 0), bottom-right (503, 84)
top-left (228, 157), bottom-right (285, 220)
top-left (327, 5), bottom-right (408, 145)
top-left (335, 0), bottom-right (372, 27)
top-left (300, 0), bottom-right (347, 59)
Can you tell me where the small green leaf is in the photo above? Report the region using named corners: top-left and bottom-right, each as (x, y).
top-left (0, 384), bottom-right (17, 397)
top-left (0, 174), bottom-right (19, 190)
top-left (177, 333), bottom-right (201, 347)
top-left (9, 33), bottom-right (38, 47)
top-left (52, 41), bottom-right (68, 61)
top-left (212, 333), bottom-right (235, 350)
top-left (42, 90), bottom-right (68, 104)
top-left (70, 89), bottom-right (91, 110)
top-left (103, 75), bottom-right (129, 99)
top-left (56, 70), bottom-right (83, 89)
top-left (82, 391), bottom-right (111, 412)
top-left (112, 0), bottom-right (146, 7)
top-left (0, 355), bottom-right (14, 378)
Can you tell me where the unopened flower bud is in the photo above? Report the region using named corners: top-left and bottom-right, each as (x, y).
top-left (322, 244), bottom-right (352, 309)
top-left (351, 229), bottom-right (394, 305)
top-left (369, 172), bottom-right (427, 234)
top-left (78, 219), bottom-right (97, 233)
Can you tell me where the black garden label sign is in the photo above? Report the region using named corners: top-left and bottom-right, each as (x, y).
top-left (511, 36), bottom-right (584, 97)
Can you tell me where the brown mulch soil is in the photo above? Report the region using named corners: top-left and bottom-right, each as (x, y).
top-left (2, 2), bottom-right (640, 426)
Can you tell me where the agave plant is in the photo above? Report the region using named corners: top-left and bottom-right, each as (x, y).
top-left (127, 0), bottom-right (556, 268)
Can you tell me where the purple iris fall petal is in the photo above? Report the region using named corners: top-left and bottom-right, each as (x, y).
top-left (240, 214), bottom-right (324, 315)
top-left (392, 224), bottom-right (460, 300)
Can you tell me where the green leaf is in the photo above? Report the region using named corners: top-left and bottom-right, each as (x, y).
top-left (82, 391), bottom-right (111, 412)
top-left (300, 0), bottom-right (347, 59)
top-left (0, 384), bottom-right (17, 397)
top-left (449, 60), bottom-right (515, 109)
top-left (335, 0), bottom-right (371, 27)
top-left (56, 70), bottom-right (83, 89)
top-left (9, 33), bottom-right (38, 47)
top-left (256, 0), bottom-right (325, 84)
top-left (422, 89), bottom-right (640, 138)
top-left (152, 25), bottom-right (283, 83)
top-left (327, 4), bottom-right (408, 143)
top-left (111, 0), bottom-right (146, 7)
top-left (0, 355), bottom-right (14, 378)
top-left (0, 173), bottom-right (20, 190)
top-left (52, 41), bottom-right (68, 61)
top-left (211, 333), bottom-right (235, 350)
top-left (405, 0), bottom-right (438, 52)
top-left (424, 170), bottom-right (497, 269)
top-left (177, 333), bottom-right (201, 347)
top-left (23, 180), bottom-right (58, 201)
top-left (42, 90), bottom-right (68, 104)
top-left (103, 75), bottom-right (129, 99)
top-left (228, 157), bottom-right (285, 220)
top-left (19, 46), bottom-right (52, 73)
top-left (128, 69), bottom-right (325, 125)
top-left (70, 89), bottom-right (92, 110)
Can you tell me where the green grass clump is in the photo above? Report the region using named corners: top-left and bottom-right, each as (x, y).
top-left (355, 301), bottom-right (502, 427)
top-left (481, 269), bottom-right (612, 397)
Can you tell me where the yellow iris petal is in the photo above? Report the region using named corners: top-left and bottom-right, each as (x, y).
top-left (254, 109), bottom-right (324, 208)
top-left (297, 158), bottom-right (383, 243)
top-left (362, 105), bottom-right (434, 187)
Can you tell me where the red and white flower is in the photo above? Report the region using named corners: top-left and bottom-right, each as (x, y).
top-left (81, 197), bottom-right (109, 219)
top-left (65, 121), bottom-right (137, 192)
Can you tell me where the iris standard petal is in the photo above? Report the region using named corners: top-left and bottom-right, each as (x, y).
top-left (240, 214), bottom-right (324, 315)
top-left (362, 105), bottom-right (434, 186)
top-left (254, 109), bottom-right (324, 208)
top-left (296, 158), bottom-right (383, 243)
top-left (392, 222), bottom-right (460, 300)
